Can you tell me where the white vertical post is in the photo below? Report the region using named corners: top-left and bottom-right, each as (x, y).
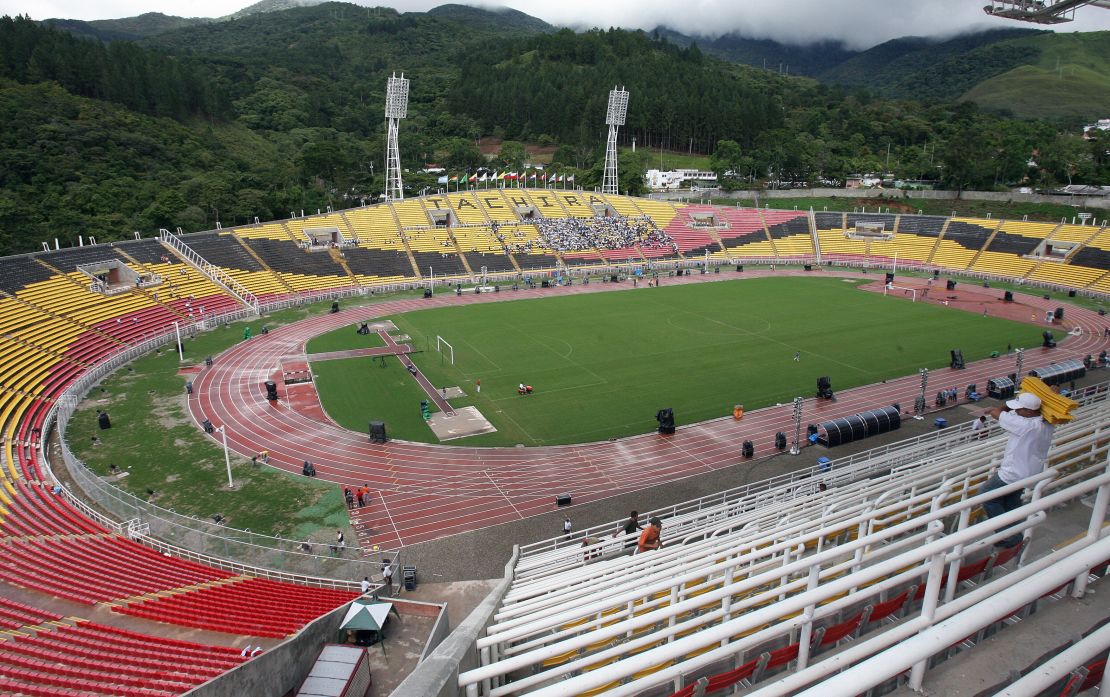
top-left (220, 427), bottom-right (234, 488)
top-left (174, 322), bottom-right (184, 362)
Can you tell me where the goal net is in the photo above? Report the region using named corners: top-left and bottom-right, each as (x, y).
top-left (883, 284), bottom-right (917, 302)
top-left (436, 335), bottom-right (455, 365)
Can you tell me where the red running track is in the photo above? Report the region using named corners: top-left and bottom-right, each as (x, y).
top-left (187, 272), bottom-right (1109, 551)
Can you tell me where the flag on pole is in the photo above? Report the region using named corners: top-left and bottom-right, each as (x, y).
top-left (469, 173), bottom-right (478, 183)
top-left (530, 172), bottom-right (538, 183)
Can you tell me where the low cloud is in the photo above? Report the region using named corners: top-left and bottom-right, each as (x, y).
top-left (5, 0), bottom-right (1110, 50)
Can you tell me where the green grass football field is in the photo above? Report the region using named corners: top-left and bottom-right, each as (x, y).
top-left (309, 277), bottom-right (1044, 446)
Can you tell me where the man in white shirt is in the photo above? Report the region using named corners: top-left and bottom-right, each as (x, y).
top-left (983, 392), bottom-right (1055, 547)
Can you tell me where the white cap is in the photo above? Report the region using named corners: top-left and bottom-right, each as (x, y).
top-left (1006, 392), bottom-right (1042, 411)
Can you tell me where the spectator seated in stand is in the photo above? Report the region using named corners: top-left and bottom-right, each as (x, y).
top-left (534, 215), bottom-right (676, 253)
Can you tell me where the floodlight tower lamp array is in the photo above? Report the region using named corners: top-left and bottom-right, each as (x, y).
top-left (982, 0), bottom-right (1110, 23)
top-left (384, 72), bottom-right (409, 202)
top-left (602, 86), bottom-right (630, 196)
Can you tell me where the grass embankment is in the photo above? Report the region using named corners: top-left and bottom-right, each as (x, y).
top-left (66, 296), bottom-right (413, 539)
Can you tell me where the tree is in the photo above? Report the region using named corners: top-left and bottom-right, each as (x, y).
top-left (441, 137), bottom-right (485, 171)
top-left (1040, 133), bottom-right (1093, 187)
top-left (940, 123), bottom-right (994, 194)
top-left (497, 141), bottom-right (527, 170)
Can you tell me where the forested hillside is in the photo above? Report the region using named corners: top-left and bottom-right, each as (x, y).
top-left (0, 4), bottom-right (1107, 256)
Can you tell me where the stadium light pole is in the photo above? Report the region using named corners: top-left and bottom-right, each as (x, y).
top-left (384, 72), bottom-right (409, 202)
top-left (217, 426), bottom-right (234, 488)
top-left (790, 397), bottom-right (803, 455)
top-left (602, 86), bottom-right (629, 196)
top-left (173, 321), bottom-right (183, 361)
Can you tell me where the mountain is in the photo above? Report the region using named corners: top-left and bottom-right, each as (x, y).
top-left (427, 4), bottom-right (553, 34)
top-left (960, 31), bottom-right (1110, 121)
top-left (42, 12), bottom-right (212, 41)
top-left (655, 24), bottom-right (1107, 121)
top-left (225, 0), bottom-right (327, 20)
top-left (650, 27), bottom-right (854, 77)
top-left (3, 4), bottom-right (1107, 255)
top-left (815, 28), bottom-right (1043, 95)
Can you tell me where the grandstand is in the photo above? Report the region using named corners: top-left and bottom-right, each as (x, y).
top-left (0, 191), bottom-right (1107, 695)
top-left (446, 392), bottom-right (1110, 697)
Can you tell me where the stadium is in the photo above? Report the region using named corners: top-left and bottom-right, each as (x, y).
top-left (2, 2), bottom-right (1110, 697)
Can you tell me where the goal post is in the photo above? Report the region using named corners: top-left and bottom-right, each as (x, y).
top-left (883, 284), bottom-right (917, 302)
top-left (436, 335), bottom-right (455, 365)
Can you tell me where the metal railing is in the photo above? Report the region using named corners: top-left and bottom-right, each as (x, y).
top-left (459, 438), bottom-right (1110, 696)
top-left (159, 228), bottom-right (260, 312)
top-left (516, 381), bottom-right (1110, 567)
top-left (39, 298), bottom-right (402, 585)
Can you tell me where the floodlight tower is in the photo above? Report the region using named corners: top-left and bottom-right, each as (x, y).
top-left (384, 72), bottom-right (409, 201)
top-left (602, 86), bottom-right (629, 196)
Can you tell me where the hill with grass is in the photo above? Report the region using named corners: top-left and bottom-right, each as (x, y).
top-left (961, 31), bottom-right (1110, 121)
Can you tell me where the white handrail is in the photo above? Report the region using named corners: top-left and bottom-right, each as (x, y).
top-left (477, 467), bottom-right (1110, 697)
top-left (459, 424), bottom-right (1110, 694)
top-left (515, 382), bottom-right (1110, 569)
top-left (991, 624), bottom-right (1110, 696)
top-left (158, 228), bottom-right (260, 312)
top-left (791, 535), bottom-right (1110, 697)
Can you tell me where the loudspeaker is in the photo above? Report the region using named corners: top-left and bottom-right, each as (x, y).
top-left (742, 440), bottom-right (754, 458)
top-left (946, 280), bottom-right (956, 291)
top-left (495, 284), bottom-right (500, 292)
top-left (1068, 290), bottom-right (1077, 297)
top-left (331, 300), bottom-right (340, 314)
top-left (775, 432), bottom-right (787, 450)
top-left (611, 275), bottom-right (619, 283)
top-left (1003, 291), bottom-right (1013, 302)
top-left (1042, 331), bottom-right (1056, 348)
top-left (816, 376), bottom-right (833, 399)
top-left (423, 289), bottom-right (432, 299)
top-left (656, 408), bottom-right (675, 434)
top-left (202, 418), bottom-right (214, 434)
top-left (1043, 294), bottom-right (1050, 300)
top-left (933, 269), bottom-right (940, 278)
top-left (885, 272), bottom-right (895, 284)
top-left (1054, 307), bottom-right (1064, 320)
top-left (736, 265), bottom-right (743, 272)
top-left (541, 280), bottom-right (550, 288)
top-left (950, 349), bottom-right (965, 370)
top-left (98, 411), bottom-right (111, 430)
top-left (264, 380), bottom-right (278, 401)
top-left (403, 565), bottom-right (417, 591)
top-left (556, 493), bottom-right (572, 506)
top-left (804, 264), bottom-right (812, 271)
top-left (369, 421), bottom-right (387, 443)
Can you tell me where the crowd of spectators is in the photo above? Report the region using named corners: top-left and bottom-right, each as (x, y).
top-left (534, 216), bottom-right (676, 253)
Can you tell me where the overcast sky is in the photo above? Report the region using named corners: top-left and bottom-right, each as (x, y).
top-left (7, 0), bottom-right (1110, 49)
